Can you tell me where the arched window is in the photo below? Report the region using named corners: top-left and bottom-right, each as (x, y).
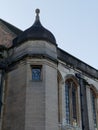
top-left (65, 79), bottom-right (78, 125)
top-left (90, 89), bottom-right (97, 129)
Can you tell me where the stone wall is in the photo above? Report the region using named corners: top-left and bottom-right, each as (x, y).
top-left (2, 62), bottom-right (26, 130)
top-left (0, 21), bottom-right (16, 48)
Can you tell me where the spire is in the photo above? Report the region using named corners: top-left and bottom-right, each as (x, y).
top-left (35, 8), bottom-right (40, 21)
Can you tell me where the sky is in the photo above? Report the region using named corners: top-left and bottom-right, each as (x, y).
top-left (0, 0), bottom-right (98, 69)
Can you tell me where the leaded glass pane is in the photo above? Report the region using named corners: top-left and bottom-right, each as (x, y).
top-left (72, 86), bottom-right (77, 121)
top-left (32, 68), bottom-right (41, 80)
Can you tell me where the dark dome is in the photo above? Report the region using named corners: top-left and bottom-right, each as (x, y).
top-left (13, 9), bottom-right (56, 46)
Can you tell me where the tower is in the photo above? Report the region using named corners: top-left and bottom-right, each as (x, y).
top-left (2, 9), bottom-right (58, 130)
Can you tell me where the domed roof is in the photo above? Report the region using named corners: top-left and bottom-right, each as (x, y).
top-left (13, 9), bottom-right (56, 46)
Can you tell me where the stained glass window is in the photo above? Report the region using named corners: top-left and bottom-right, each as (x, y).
top-left (32, 66), bottom-right (41, 81)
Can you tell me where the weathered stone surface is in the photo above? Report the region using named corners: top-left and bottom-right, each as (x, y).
top-left (2, 64), bottom-right (26, 130)
top-left (58, 48), bottom-right (98, 79)
top-left (0, 21), bottom-right (16, 48)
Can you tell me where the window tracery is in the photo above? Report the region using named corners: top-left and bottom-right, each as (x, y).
top-left (65, 79), bottom-right (78, 126)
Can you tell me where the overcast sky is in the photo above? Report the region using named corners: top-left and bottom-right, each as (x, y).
top-left (0, 0), bottom-right (98, 69)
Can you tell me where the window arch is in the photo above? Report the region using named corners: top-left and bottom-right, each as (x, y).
top-left (65, 77), bottom-right (79, 126)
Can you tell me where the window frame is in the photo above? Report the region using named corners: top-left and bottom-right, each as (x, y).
top-left (31, 65), bottom-right (42, 81)
top-left (65, 79), bottom-right (79, 126)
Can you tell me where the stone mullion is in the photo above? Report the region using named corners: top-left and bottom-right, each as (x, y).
top-left (61, 82), bottom-right (65, 125)
top-left (58, 80), bottom-right (63, 124)
top-left (86, 85), bottom-right (94, 130)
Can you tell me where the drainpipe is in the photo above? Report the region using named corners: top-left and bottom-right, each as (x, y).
top-left (75, 73), bottom-right (89, 130)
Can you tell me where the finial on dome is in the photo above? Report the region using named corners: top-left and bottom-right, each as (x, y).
top-left (36, 8), bottom-right (40, 15)
top-left (35, 8), bottom-right (40, 20)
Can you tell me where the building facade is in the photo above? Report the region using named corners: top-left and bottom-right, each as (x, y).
top-left (0, 9), bottom-right (98, 130)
